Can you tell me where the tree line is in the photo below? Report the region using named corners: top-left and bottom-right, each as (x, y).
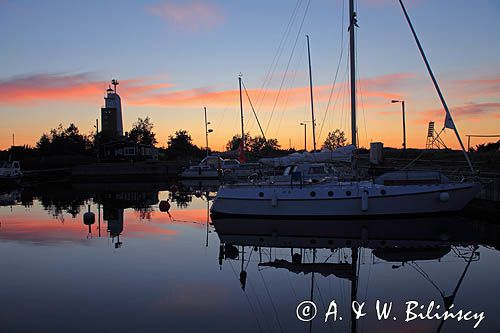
top-left (4, 114), bottom-right (353, 163)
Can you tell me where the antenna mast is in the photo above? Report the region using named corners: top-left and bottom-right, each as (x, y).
top-left (111, 79), bottom-right (119, 93)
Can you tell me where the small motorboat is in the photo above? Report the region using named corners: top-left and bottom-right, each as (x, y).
top-left (0, 161), bottom-right (23, 187)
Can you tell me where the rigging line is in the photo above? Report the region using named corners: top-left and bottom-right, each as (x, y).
top-left (242, 80), bottom-right (267, 140)
top-left (256, 0), bottom-right (302, 110)
top-left (318, 0), bottom-right (346, 141)
top-left (258, 269), bottom-right (285, 333)
top-left (212, 104), bottom-right (229, 137)
top-left (318, 38), bottom-right (348, 142)
top-left (355, 30), bottom-right (369, 146)
top-left (409, 262), bottom-right (445, 297)
top-left (340, 54), bottom-right (350, 136)
top-left (336, 47), bottom-right (348, 138)
top-left (256, 0), bottom-right (302, 116)
top-left (323, 57), bottom-right (349, 144)
top-left (228, 260), bottom-right (265, 333)
top-left (245, 267), bottom-right (270, 328)
top-left (264, 0), bottom-right (312, 135)
top-left (273, 40), bottom-right (307, 138)
top-left (245, 247), bottom-right (254, 271)
top-left (285, 268), bottom-right (298, 299)
top-left (313, 276), bottom-right (336, 333)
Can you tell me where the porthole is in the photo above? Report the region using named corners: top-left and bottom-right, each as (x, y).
top-left (381, 189), bottom-right (387, 195)
top-left (328, 191), bottom-right (334, 197)
top-left (346, 190), bottom-right (351, 196)
top-left (258, 192), bottom-right (264, 197)
top-left (310, 191), bottom-right (316, 197)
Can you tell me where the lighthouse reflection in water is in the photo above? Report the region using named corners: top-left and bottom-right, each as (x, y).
top-left (0, 182), bottom-right (499, 333)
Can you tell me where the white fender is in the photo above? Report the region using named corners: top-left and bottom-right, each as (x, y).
top-left (271, 193), bottom-right (278, 207)
top-left (439, 192), bottom-right (450, 202)
top-left (361, 189), bottom-right (369, 211)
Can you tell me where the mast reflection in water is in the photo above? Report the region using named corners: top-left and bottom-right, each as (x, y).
top-left (212, 216), bottom-right (499, 332)
top-left (0, 183), bottom-right (499, 332)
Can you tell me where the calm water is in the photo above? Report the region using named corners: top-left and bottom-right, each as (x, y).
top-left (1, 182), bottom-right (499, 333)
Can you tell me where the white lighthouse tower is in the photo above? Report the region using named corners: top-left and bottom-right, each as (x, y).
top-left (101, 79), bottom-right (123, 137)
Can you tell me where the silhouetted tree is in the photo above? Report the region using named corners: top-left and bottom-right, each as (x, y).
top-left (225, 133), bottom-right (281, 158)
top-left (322, 129), bottom-right (347, 150)
top-left (225, 133), bottom-right (252, 151)
top-left (166, 129), bottom-right (202, 158)
top-left (471, 140), bottom-right (500, 153)
top-left (37, 123), bottom-right (91, 155)
top-left (249, 136), bottom-right (280, 153)
top-left (128, 117), bottom-right (157, 146)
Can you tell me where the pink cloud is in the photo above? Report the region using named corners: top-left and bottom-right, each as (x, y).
top-left (126, 73), bottom-right (408, 110)
top-left (147, 1), bottom-right (225, 32)
top-left (415, 102), bottom-right (500, 124)
top-left (0, 72), bottom-right (413, 112)
top-left (0, 73), bottom-right (174, 106)
top-left (451, 75), bottom-right (500, 98)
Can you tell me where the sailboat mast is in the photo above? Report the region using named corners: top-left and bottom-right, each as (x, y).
top-left (351, 247), bottom-right (359, 333)
top-left (239, 75), bottom-right (245, 151)
top-left (398, 0), bottom-right (474, 173)
top-left (349, 0), bottom-right (357, 147)
top-left (306, 35), bottom-right (317, 152)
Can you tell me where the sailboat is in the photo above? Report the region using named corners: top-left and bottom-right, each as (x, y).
top-left (210, 0), bottom-right (480, 218)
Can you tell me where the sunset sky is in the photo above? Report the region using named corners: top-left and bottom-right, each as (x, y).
top-left (1, 0), bottom-right (499, 151)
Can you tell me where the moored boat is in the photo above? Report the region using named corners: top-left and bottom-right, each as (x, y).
top-left (211, 0), bottom-right (481, 218)
top-left (211, 177), bottom-right (480, 218)
top-left (0, 161), bottom-right (23, 187)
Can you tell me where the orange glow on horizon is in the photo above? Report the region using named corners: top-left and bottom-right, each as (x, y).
top-left (0, 72), bottom-right (498, 151)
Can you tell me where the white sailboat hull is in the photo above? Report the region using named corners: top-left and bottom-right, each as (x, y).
top-left (211, 181), bottom-right (480, 218)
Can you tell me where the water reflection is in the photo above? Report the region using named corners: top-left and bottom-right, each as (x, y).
top-left (0, 183), bottom-right (499, 332)
top-left (0, 182), bottom-right (213, 247)
top-left (212, 217), bottom-right (499, 332)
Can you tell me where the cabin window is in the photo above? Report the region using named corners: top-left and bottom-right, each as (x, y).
top-left (328, 191), bottom-right (334, 197)
top-left (310, 191), bottom-right (316, 197)
top-left (346, 191), bottom-right (351, 196)
top-left (381, 189), bottom-right (387, 195)
top-left (258, 192), bottom-right (264, 198)
top-left (308, 166), bottom-right (325, 175)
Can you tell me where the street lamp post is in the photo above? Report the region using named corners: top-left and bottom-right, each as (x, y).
top-left (300, 122), bottom-right (307, 151)
top-left (204, 107), bottom-right (213, 157)
top-left (391, 100), bottom-right (407, 153)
